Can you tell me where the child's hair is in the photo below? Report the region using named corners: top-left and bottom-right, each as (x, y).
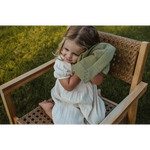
top-left (54, 26), bottom-right (100, 60)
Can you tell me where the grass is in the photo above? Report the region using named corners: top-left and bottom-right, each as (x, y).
top-left (0, 26), bottom-right (66, 123)
top-left (0, 26), bottom-right (150, 124)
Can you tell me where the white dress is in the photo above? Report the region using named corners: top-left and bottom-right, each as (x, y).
top-left (51, 57), bottom-right (106, 124)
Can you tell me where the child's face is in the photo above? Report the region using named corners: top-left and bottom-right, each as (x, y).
top-left (61, 39), bottom-right (85, 64)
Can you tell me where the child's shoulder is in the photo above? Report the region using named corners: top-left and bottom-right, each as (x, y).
top-left (54, 55), bottom-right (71, 70)
top-left (54, 56), bottom-right (73, 79)
top-left (55, 55), bottom-right (66, 65)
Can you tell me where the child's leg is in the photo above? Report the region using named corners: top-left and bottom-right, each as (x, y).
top-left (39, 100), bottom-right (54, 119)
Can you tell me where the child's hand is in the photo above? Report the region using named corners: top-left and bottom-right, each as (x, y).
top-left (91, 73), bottom-right (103, 85)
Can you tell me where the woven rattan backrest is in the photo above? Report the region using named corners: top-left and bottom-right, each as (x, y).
top-left (98, 31), bottom-right (141, 84)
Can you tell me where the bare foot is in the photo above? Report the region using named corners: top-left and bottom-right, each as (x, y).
top-left (39, 100), bottom-right (54, 119)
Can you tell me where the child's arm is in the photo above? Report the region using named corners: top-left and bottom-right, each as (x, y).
top-left (59, 73), bottom-right (81, 91)
top-left (91, 73), bottom-right (103, 85)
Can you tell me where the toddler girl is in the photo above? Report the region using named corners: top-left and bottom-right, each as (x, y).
top-left (39, 26), bottom-right (106, 124)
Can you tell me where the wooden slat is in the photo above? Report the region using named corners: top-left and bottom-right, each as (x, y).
top-left (100, 82), bottom-right (148, 124)
top-left (0, 92), bottom-right (17, 124)
top-left (102, 97), bottom-right (118, 106)
top-left (128, 42), bottom-right (150, 124)
top-left (130, 42), bottom-right (149, 92)
top-left (0, 59), bottom-right (55, 95)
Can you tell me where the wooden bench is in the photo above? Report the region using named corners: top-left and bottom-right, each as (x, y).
top-left (0, 31), bottom-right (149, 124)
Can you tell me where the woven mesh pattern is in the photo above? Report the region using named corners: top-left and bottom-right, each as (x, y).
top-left (104, 100), bottom-right (116, 116)
top-left (18, 106), bottom-right (54, 124)
top-left (17, 99), bottom-right (116, 124)
top-left (98, 31), bottom-right (141, 84)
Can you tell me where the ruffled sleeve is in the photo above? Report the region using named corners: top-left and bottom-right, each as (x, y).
top-left (54, 58), bottom-right (73, 79)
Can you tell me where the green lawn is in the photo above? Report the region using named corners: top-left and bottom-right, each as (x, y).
top-left (0, 26), bottom-right (150, 124)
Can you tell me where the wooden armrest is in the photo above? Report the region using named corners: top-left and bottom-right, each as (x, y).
top-left (100, 81), bottom-right (148, 124)
top-left (0, 59), bottom-right (55, 95)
